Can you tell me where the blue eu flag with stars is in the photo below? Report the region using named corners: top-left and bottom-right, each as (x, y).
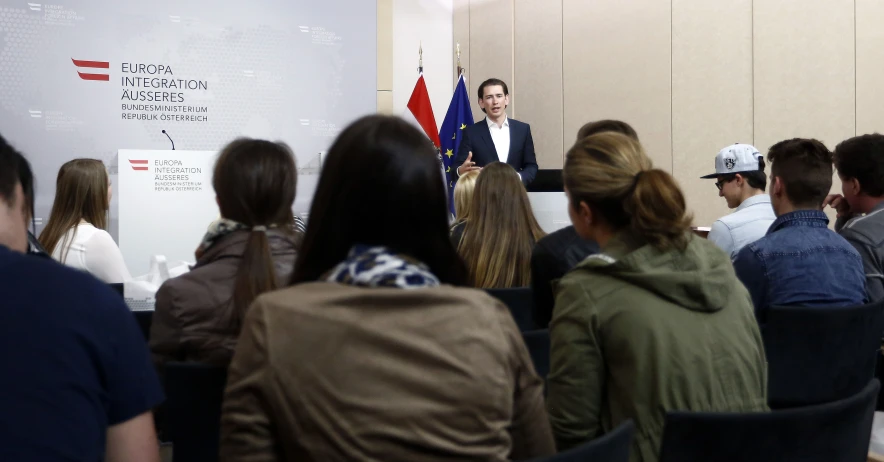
top-left (438, 74), bottom-right (474, 215)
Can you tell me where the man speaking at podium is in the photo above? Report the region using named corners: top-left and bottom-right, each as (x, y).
top-left (454, 78), bottom-right (538, 186)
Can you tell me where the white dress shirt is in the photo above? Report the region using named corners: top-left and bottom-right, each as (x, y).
top-left (487, 116), bottom-right (510, 163)
top-left (51, 222), bottom-right (132, 283)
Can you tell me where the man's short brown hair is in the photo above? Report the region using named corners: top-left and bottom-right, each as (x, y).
top-left (768, 138), bottom-right (833, 208)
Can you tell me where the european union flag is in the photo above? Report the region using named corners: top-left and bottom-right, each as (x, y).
top-left (438, 75), bottom-right (475, 215)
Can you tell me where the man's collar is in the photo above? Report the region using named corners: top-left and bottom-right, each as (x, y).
top-left (486, 116), bottom-right (508, 129)
top-left (735, 194), bottom-right (771, 212)
top-left (769, 209), bottom-right (829, 234)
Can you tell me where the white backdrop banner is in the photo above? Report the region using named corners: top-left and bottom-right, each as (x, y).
top-left (118, 149), bottom-right (218, 276)
top-left (0, 0), bottom-right (376, 239)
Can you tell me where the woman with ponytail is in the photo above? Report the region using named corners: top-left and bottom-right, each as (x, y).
top-left (547, 132), bottom-right (767, 462)
top-left (150, 138), bottom-right (298, 367)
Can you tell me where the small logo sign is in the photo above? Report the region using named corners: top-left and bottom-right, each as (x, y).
top-left (128, 159), bottom-right (148, 171)
top-left (71, 58), bottom-right (110, 81)
top-left (725, 158), bottom-right (736, 170)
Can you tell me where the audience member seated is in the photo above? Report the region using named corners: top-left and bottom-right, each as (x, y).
top-left (0, 136), bottom-right (163, 462)
top-left (532, 119), bottom-right (638, 328)
top-left (220, 115), bottom-right (555, 461)
top-left (547, 132), bottom-right (767, 462)
top-left (701, 143), bottom-right (776, 260)
top-left (38, 158), bottom-right (132, 283)
top-left (453, 162), bottom-right (546, 288)
top-left (825, 134), bottom-right (884, 302)
top-left (734, 138), bottom-right (866, 321)
top-left (12, 152), bottom-right (49, 258)
top-left (448, 168), bottom-right (478, 240)
top-left (150, 139), bottom-right (299, 368)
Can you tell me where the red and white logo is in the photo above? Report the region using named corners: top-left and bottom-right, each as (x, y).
top-left (128, 159), bottom-right (148, 171)
top-left (71, 58), bottom-right (109, 81)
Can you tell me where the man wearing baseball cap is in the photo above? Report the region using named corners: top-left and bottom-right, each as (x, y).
top-left (701, 143), bottom-right (776, 259)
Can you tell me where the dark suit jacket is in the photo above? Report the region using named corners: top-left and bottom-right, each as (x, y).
top-left (454, 118), bottom-right (538, 185)
top-left (529, 226), bottom-right (599, 328)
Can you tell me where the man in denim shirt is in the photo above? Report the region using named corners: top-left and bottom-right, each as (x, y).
top-left (733, 138), bottom-right (866, 321)
top-left (702, 144), bottom-right (776, 260)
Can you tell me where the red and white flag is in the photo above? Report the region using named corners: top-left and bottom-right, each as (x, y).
top-left (404, 74), bottom-right (441, 148)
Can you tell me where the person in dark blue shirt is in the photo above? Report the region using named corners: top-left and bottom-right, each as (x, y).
top-left (733, 138), bottom-right (867, 322)
top-left (0, 135), bottom-right (164, 462)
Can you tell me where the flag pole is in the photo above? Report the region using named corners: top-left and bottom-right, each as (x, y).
top-left (456, 42), bottom-right (463, 80)
top-left (418, 41), bottom-right (423, 74)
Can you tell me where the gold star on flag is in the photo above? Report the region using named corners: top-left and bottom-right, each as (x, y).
top-left (449, 180), bottom-right (453, 188)
top-left (446, 166), bottom-right (450, 172)
top-left (445, 149), bottom-right (453, 158)
top-left (451, 132), bottom-right (456, 140)
top-left (460, 123), bottom-right (467, 130)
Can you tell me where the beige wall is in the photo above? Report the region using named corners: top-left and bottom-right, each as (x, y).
top-left (454, 0), bottom-right (870, 227)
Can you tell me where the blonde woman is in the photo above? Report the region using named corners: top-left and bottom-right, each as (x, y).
top-left (448, 169), bottom-right (479, 243)
top-left (547, 132), bottom-right (767, 462)
top-left (454, 162), bottom-right (545, 288)
top-left (39, 159), bottom-right (131, 283)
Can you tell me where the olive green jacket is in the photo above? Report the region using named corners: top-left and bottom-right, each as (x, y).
top-left (547, 232), bottom-right (768, 462)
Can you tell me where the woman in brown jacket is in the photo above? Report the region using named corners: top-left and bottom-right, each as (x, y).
top-left (220, 115), bottom-right (555, 462)
top-left (149, 139), bottom-right (299, 367)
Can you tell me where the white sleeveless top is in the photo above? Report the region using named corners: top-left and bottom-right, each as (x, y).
top-left (51, 223), bottom-right (132, 283)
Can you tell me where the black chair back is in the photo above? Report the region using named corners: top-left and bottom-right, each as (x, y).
top-left (531, 421), bottom-right (634, 462)
top-left (164, 362), bottom-right (228, 462)
top-left (763, 299), bottom-right (884, 408)
top-left (658, 379), bottom-right (879, 462)
top-left (485, 287), bottom-right (535, 331)
top-left (133, 311), bottom-right (153, 341)
top-left (522, 329), bottom-right (550, 380)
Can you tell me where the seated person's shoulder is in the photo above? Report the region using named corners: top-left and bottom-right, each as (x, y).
top-left (1, 247), bottom-right (127, 317)
top-left (841, 212), bottom-right (884, 247)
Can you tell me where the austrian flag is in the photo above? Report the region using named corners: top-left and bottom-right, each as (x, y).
top-left (71, 58), bottom-right (110, 81)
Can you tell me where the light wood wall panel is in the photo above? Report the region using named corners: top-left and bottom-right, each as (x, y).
top-left (515, 0), bottom-right (564, 168)
top-left (672, 0), bottom-right (753, 227)
top-left (453, 0), bottom-right (470, 89)
top-left (377, 0), bottom-right (393, 92)
top-left (468, 0), bottom-right (514, 123)
top-left (754, 0), bottom-right (854, 223)
top-left (562, 0), bottom-right (672, 170)
top-left (856, 0), bottom-right (884, 136)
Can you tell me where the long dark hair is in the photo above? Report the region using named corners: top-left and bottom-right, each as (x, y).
top-left (39, 159), bottom-right (109, 259)
top-left (213, 138), bottom-right (297, 328)
top-left (457, 162), bottom-right (545, 288)
top-left (291, 115), bottom-right (466, 285)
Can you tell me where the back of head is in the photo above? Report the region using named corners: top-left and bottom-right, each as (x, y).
top-left (834, 133), bottom-right (884, 197)
top-left (291, 115), bottom-right (466, 285)
top-left (0, 135), bottom-right (31, 252)
top-left (768, 138), bottom-right (833, 209)
top-left (213, 138), bottom-right (297, 329)
top-left (453, 169), bottom-right (479, 221)
top-left (39, 158), bottom-right (108, 257)
top-left (458, 162), bottom-right (545, 288)
top-left (576, 119), bottom-right (639, 142)
top-left (564, 132), bottom-right (692, 251)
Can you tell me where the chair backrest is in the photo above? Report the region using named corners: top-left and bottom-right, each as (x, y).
top-left (164, 362), bottom-right (228, 462)
top-left (763, 299), bottom-right (884, 408)
top-left (532, 421), bottom-right (634, 462)
top-left (522, 329), bottom-right (550, 380)
top-left (658, 379), bottom-right (879, 462)
top-left (485, 287), bottom-right (535, 331)
top-left (133, 311), bottom-right (153, 341)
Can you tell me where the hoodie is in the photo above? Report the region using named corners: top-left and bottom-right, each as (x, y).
top-left (546, 231), bottom-right (768, 462)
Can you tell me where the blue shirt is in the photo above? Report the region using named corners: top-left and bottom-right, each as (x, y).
top-left (733, 210), bottom-right (867, 321)
top-left (708, 194), bottom-right (777, 260)
top-left (0, 245), bottom-right (164, 461)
